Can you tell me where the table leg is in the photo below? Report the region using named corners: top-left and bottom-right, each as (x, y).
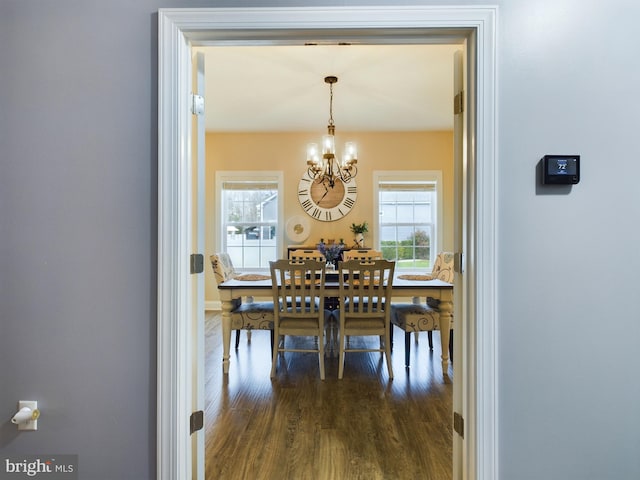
top-left (438, 299), bottom-right (453, 375)
top-left (221, 299), bottom-right (233, 374)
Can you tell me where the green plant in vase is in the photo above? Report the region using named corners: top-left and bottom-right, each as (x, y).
top-left (350, 222), bottom-right (368, 248)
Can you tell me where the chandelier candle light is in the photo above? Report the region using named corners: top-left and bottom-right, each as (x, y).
top-left (306, 76), bottom-right (358, 187)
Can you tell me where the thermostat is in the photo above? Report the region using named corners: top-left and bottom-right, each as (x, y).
top-left (542, 155), bottom-right (580, 185)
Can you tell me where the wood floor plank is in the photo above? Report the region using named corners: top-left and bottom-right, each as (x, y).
top-left (205, 312), bottom-right (452, 479)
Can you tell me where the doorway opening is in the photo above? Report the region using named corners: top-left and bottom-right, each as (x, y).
top-left (200, 41), bottom-right (458, 477)
top-left (157, 7), bottom-right (497, 480)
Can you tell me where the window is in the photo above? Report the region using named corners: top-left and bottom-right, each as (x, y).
top-left (216, 172), bottom-right (283, 270)
top-left (374, 171), bottom-right (443, 270)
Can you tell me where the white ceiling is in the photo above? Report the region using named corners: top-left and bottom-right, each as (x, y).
top-left (195, 44), bottom-right (461, 132)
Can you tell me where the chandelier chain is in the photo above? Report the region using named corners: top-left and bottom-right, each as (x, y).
top-left (328, 82), bottom-right (334, 127)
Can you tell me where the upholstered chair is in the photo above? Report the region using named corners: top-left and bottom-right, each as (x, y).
top-left (428, 251), bottom-right (454, 283)
top-left (390, 252), bottom-right (454, 367)
top-left (210, 253), bottom-right (274, 350)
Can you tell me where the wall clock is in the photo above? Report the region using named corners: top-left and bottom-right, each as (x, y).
top-left (297, 175), bottom-right (357, 222)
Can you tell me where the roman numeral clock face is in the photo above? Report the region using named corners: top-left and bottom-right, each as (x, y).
top-left (298, 175), bottom-right (357, 222)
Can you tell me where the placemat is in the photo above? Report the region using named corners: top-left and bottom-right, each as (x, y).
top-left (235, 274), bottom-right (271, 281)
top-left (284, 278), bottom-right (321, 286)
top-left (350, 279), bottom-right (382, 286)
top-left (398, 274), bottom-right (434, 281)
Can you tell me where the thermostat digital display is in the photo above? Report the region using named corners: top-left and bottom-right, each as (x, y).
top-left (542, 155), bottom-right (580, 184)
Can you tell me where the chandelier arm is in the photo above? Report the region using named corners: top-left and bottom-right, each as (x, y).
top-left (341, 163), bottom-right (357, 183)
top-left (347, 165), bottom-right (357, 181)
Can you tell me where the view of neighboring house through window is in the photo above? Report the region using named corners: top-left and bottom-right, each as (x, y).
top-left (216, 172), bottom-right (282, 269)
top-left (374, 171), bottom-right (442, 270)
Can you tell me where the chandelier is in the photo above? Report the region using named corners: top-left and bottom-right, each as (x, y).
top-left (306, 76), bottom-right (358, 187)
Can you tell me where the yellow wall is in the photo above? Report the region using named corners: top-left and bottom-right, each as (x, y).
top-left (205, 130), bottom-right (453, 304)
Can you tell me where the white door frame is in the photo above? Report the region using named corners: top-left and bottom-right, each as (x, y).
top-left (157, 6), bottom-right (497, 480)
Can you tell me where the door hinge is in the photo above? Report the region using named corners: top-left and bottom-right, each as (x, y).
top-left (191, 93), bottom-right (205, 115)
top-left (454, 91), bottom-right (464, 115)
top-left (453, 411), bottom-right (464, 438)
top-left (454, 252), bottom-right (464, 274)
top-left (190, 410), bottom-right (204, 435)
top-left (190, 253), bottom-right (204, 274)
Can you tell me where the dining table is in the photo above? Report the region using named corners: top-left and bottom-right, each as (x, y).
top-left (217, 273), bottom-right (454, 375)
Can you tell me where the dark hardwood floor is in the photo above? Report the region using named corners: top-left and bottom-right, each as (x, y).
top-left (205, 311), bottom-right (453, 480)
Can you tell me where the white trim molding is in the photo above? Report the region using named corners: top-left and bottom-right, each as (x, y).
top-left (158, 6), bottom-right (497, 480)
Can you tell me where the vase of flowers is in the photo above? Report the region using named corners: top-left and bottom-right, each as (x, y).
top-left (350, 222), bottom-right (369, 248)
top-left (317, 241), bottom-right (343, 270)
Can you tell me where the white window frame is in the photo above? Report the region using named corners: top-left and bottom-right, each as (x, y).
top-left (373, 170), bottom-right (443, 269)
top-left (215, 171), bottom-right (283, 271)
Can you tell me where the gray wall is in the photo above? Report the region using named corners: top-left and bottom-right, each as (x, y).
top-left (498, 2), bottom-right (640, 478)
top-left (1, 1), bottom-right (639, 479)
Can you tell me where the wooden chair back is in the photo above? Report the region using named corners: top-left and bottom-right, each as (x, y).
top-left (289, 249), bottom-right (326, 262)
top-left (343, 249), bottom-right (383, 261)
top-left (270, 259), bottom-right (326, 315)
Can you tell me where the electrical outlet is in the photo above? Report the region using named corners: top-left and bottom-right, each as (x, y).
top-left (17, 400), bottom-right (38, 431)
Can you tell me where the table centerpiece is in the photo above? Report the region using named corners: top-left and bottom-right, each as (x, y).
top-left (317, 241), bottom-right (344, 271)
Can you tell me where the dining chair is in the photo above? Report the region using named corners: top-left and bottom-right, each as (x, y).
top-left (210, 253), bottom-right (274, 351)
top-left (390, 252), bottom-right (454, 367)
top-left (289, 249), bottom-right (326, 262)
top-left (343, 249), bottom-right (383, 261)
top-left (339, 249), bottom-right (382, 344)
top-left (336, 258), bottom-right (396, 379)
top-left (290, 249), bottom-right (341, 352)
top-left (269, 258), bottom-right (331, 380)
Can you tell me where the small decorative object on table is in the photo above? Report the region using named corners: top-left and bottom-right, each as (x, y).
top-left (317, 241), bottom-right (343, 270)
top-left (349, 221), bottom-right (369, 248)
